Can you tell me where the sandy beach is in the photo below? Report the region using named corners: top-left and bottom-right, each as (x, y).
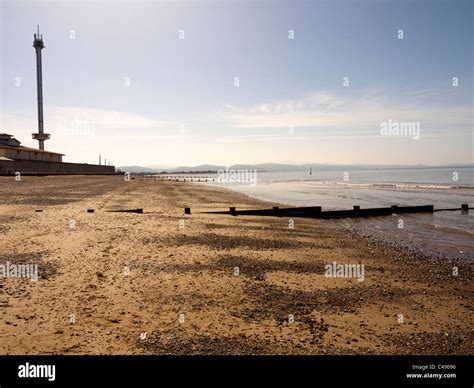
top-left (0, 175), bottom-right (472, 355)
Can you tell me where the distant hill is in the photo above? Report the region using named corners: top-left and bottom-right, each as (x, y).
top-left (172, 164), bottom-right (225, 172)
top-left (146, 164), bottom-right (179, 171)
top-left (232, 163), bottom-right (309, 172)
top-left (117, 166), bottom-right (157, 173)
top-left (118, 163), bottom-right (474, 174)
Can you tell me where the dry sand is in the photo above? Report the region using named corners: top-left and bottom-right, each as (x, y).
top-left (0, 175), bottom-right (472, 355)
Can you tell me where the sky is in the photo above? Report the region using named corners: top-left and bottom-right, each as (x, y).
top-left (0, 0), bottom-right (472, 167)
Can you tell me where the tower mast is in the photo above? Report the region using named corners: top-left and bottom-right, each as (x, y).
top-left (32, 25), bottom-right (50, 150)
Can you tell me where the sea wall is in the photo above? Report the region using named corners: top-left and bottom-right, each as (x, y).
top-left (0, 159), bottom-right (115, 175)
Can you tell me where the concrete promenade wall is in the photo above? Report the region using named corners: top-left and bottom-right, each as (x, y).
top-left (0, 159), bottom-right (115, 175)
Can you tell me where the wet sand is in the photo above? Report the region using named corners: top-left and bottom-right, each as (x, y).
top-left (0, 175), bottom-right (472, 355)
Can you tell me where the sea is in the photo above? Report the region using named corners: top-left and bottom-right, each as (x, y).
top-left (205, 166), bottom-right (474, 261)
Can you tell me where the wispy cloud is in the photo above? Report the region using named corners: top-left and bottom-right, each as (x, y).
top-left (218, 90), bottom-right (472, 134)
top-left (1, 89), bottom-right (471, 165)
top-left (1, 105), bottom-right (179, 131)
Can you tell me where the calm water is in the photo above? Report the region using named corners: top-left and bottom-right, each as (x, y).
top-left (206, 166), bottom-right (474, 260)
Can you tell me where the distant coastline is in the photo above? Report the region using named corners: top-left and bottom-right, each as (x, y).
top-left (119, 163), bottom-right (474, 174)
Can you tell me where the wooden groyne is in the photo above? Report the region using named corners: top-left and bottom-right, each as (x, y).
top-left (138, 175), bottom-right (217, 183)
top-left (107, 208), bottom-right (144, 214)
top-left (199, 204), bottom-right (470, 219)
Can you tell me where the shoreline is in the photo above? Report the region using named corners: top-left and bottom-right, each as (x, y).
top-left (202, 180), bottom-right (474, 262)
top-left (0, 176), bottom-right (472, 355)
